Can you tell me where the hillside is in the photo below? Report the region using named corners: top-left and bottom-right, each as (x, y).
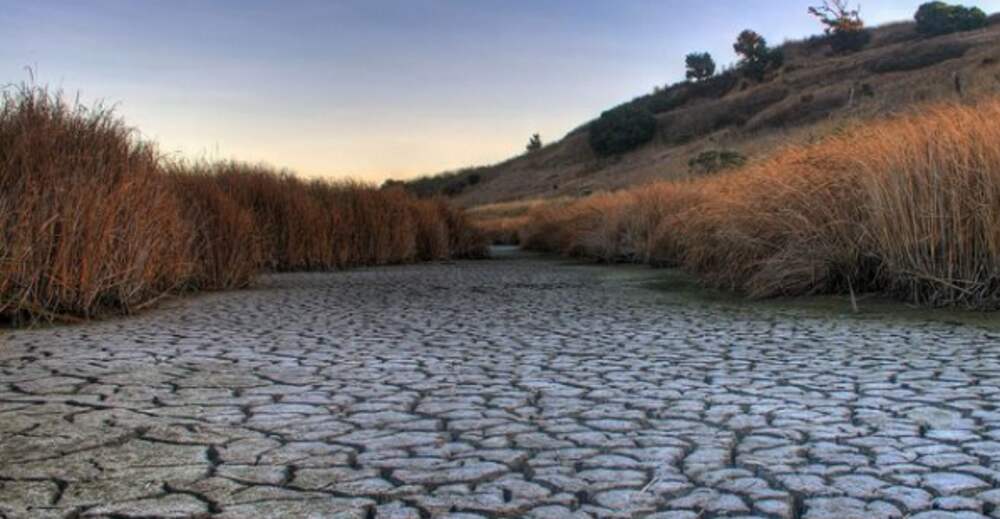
top-left (404, 14), bottom-right (1000, 208)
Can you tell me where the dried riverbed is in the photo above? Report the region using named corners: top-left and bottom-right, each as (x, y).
top-left (3, 249), bottom-right (1000, 518)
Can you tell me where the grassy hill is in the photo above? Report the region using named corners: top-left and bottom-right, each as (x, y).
top-left (403, 11), bottom-right (1000, 207)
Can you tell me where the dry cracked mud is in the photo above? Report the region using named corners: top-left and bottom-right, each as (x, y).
top-left (3, 249), bottom-right (1000, 518)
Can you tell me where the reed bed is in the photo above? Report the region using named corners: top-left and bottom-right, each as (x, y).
top-left (0, 85), bottom-right (486, 324)
top-left (521, 97), bottom-right (1000, 309)
top-left (466, 197), bottom-right (574, 245)
top-left (471, 216), bottom-right (530, 245)
top-left (0, 86), bottom-right (193, 321)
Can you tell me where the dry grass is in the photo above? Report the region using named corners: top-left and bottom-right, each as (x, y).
top-left (466, 197), bottom-right (572, 245)
top-left (0, 85), bottom-right (193, 322)
top-left (472, 216), bottom-right (530, 245)
top-left (167, 166), bottom-right (262, 291)
top-left (410, 198), bottom-right (452, 261)
top-left (466, 197), bottom-right (573, 220)
top-left (522, 96), bottom-right (1000, 309)
top-left (0, 85), bottom-right (486, 324)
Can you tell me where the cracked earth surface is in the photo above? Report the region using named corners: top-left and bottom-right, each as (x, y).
top-left (3, 250), bottom-right (1000, 518)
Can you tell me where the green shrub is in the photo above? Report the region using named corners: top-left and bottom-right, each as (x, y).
top-left (734, 30), bottom-right (769, 63)
top-left (768, 48), bottom-right (785, 69)
top-left (692, 70), bottom-right (741, 99)
top-left (589, 105), bottom-right (657, 156)
top-left (637, 70), bottom-right (739, 115)
top-left (526, 133), bottom-right (542, 153)
top-left (688, 150), bottom-right (747, 174)
top-left (734, 30), bottom-right (784, 80)
top-left (915, 1), bottom-right (987, 36)
top-left (829, 28), bottom-right (872, 53)
top-left (643, 85), bottom-right (690, 114)
top-left (443, 180), bottom-right (465, 196)
top-left (685, 52), bottom-right (716, 82)
top-left (398, 166), bottom-right (489, 198)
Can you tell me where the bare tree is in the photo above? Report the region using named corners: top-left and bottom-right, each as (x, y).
top-left (809, 1), bottom-right (870, 53)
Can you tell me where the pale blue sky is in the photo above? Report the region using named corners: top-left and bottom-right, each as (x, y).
top-left (4, 1), bottom-right (999, 181)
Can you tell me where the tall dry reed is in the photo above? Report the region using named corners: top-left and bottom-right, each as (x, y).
top-left (0, 85), bottom-right (487, 323)
top-left (167, 167), bottom-right (261, 290)
top-left (0, 85), bottom-right (192, 322)
top-left (522, 96), bottom-right (1000, 309)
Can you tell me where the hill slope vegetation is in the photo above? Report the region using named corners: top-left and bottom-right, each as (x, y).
top-left (405, 9), bottom-right (1000, 207)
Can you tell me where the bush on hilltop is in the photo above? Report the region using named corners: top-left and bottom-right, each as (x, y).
top-left (588, 105), bottom-right (658, 157)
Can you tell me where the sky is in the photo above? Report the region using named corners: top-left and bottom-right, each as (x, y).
top-left (4, 1), bottom-right (1000, 183)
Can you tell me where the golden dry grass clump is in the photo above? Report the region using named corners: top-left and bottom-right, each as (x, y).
top-left (166, 166), bottom-right (261, 290)
top-left (466, 197), bottom-right (573, 245)
top-left (471, 215), bottom-right (530, 245)
top-left (0, 85), bottom-right (193, 321)
top-left (0, 85), bottom-right (487, 324)
top-left (174, 165), bottom-right (487, 273)
top-left (521, 96), bottom-right (1000, 309)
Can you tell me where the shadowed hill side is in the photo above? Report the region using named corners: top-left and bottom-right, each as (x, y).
top-left (407, 15), bottom-right (1000, 207)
